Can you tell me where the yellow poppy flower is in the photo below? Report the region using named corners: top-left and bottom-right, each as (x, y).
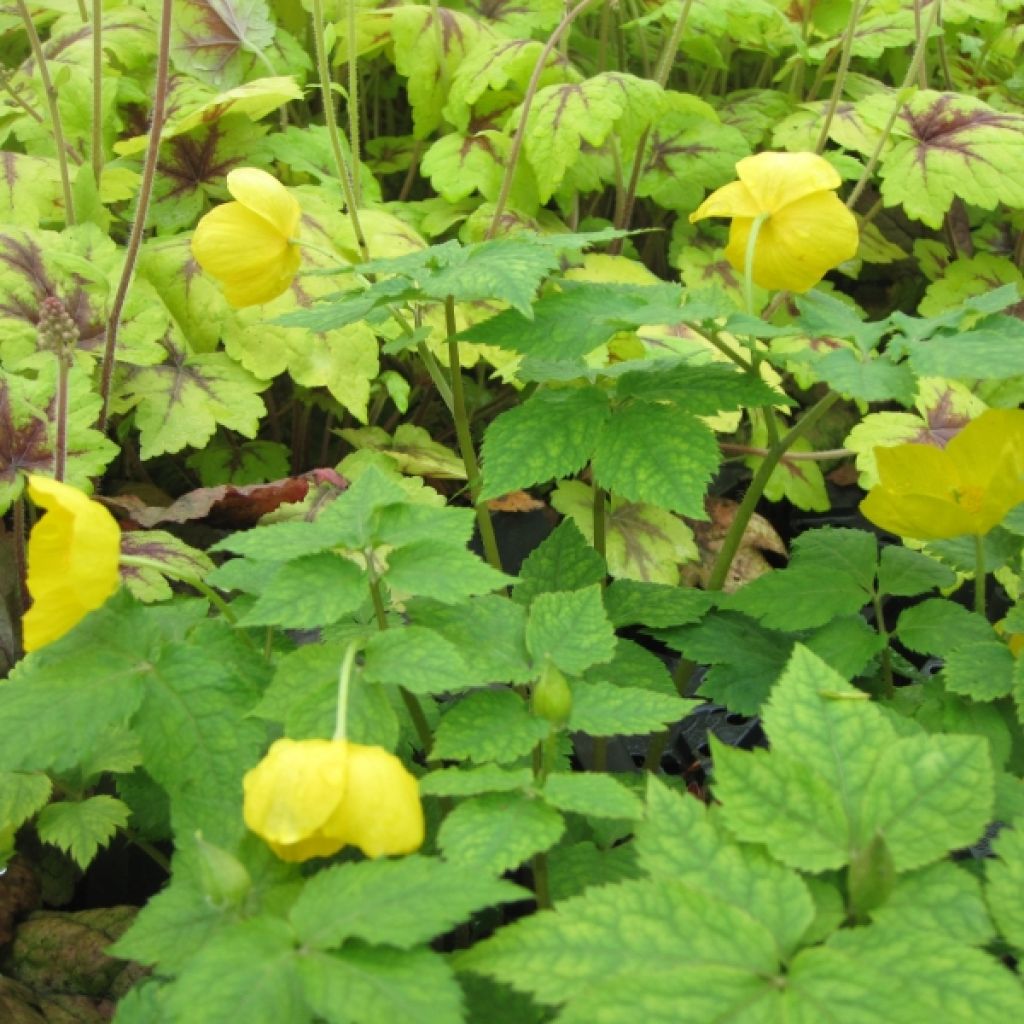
top-left (859, 408), bottom-right (1024, 540)
top-left (689, 151), bottom-right (859, 293)
top-left (242, 737), bottom-right (424, 862)
top-left (22, 475), bottom-right (121, 652)
top-left (191, 167), bottom-right (302, 308)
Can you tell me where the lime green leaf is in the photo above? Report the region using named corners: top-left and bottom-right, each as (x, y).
top-left (340, 424), bottom-right (465, 480)
top-left (943, 642), bottom-right (1016, 701)
top-left (526, 586), bottom-right (615, 675)
top-left (593, 403), bottom-right (719, 519)
top-left (170, 0), bottom-right (281, 87)
top-left (569, 681), bottom-right (694, 736)
top-left (896, 599), bottom-right (995, 657)
top-left (421, 130), bottom-right (506, 203)
top-left (161, 918), bottom-right (305, 1023)
top-left (480, 387), bottom-right (610, 500)
top-left (637, 776), bottom-right (814, 957)
top-left (432, 688), bottom-right (548, 764)
top-left (512, 520), bottom-right (607, 607)
top-left (542, 773), bottom-right (642, 820)
top-left (877, 545), bottom-right (957, 597)
top-left (438, 792), bottom-right (564, 874)
top-left (300, 946), bottom-right (463, 1024)
top-left (36, 795), bottom-right (130, 868)
top-left (987, 822), bottom-right (1024, 951)
top-left (813, 347), bottom-right (918, 403)
top-left (0, 153), bottom-right (63, 227)
top-left (238, 553), bottom-right (367, 628)
top-left (290, 856), bottom-right (528, 950)
top-left (0, 771), bottom-right (52, 832)
top-left (363, 626), bottom-right (470, 694)
top-left (420, 765), bottom-right (533, 797)
top-left (919, 254), bottom-right (1024, 318)
top-left (120, 531), bottom-right (215, 604)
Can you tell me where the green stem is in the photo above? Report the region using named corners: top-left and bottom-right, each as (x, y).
top-left (332, 639), bottom-right (362, 741)
top-left (815, 0), bottom-right (865, 153)
top-left (118, 553), bottom-right (241, 625)
top-left (91, 0), bottom-right (103, 186)
top-left (97, 0), bottom-right (172, 431)
top-left (743, 213), bottom-right (769, 317)
top-left (705, 392), bottom-right (841, 592)
top-left (16, 0), bottom-right (75, 225)
top-left (346, 0), bottom-right (361, 207)
top-left (643, 730), bottom-right (669, 773)
top-left (974, 533), bottom-right (986, 618)
top-left (444, 297), bottom-right (503, 572)
top-left (311, 0), bottom-right (368, 260)
top-left (53, 350), bottom-right (70, 482)
top-left (532, 852), bottom-right (552, 909)
top-left (592, 481), bottom-right (607, 562)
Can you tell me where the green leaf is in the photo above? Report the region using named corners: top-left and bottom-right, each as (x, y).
top-left (603, 579), bottom-right (713, 629)
top-left (161, 918), bottom-right (306, 1024)
top-left (902, 317), bottom-right (1024, 382)
top-left (547, 841), bottom-right (641, 902)
top-left (542, 773), bottom-right (643, 820)
top-left (592, 403), bottom-right (720, 519)
top-left (943, 642), bottom-right (1016, 701)
top-left (120, 530), bottom-right (216, 604)
top-left (438, 792), bottom-right (565, 875)
top-left (636, 776), bottom-right (814, 958)
top-left (0, 771), bottom-right (52, 832)
top-left (420, 765), bottom-right (533, 797)
top-left (813, 347), bottom-right (917, 404)
top-left (525, 586), bottom-right (616, 675)
top-left (896, 599), bottom-right (995, 657)
top-left (239, 553), bottom-right (367, 628)
top-left (299, 946), bottom-right (464, 1024)
top-left (480, 387), bottom-right (610, 500)
top-left (583, 639), bottom-right (676, 696)
top-left (569, 681), bottom-right (694, 736)
top-left (877, 545), bottom-right (958, 597)
top-left (290, 856), bottom-right (528, 951)
top-left (987, 821), bottom-right (1024, 951)
top-left (385, 541), bottom-right (512, 602)
top-left (36, 795), bottom-right (130, 869)
top-left (340, 424), bottom-right (465, 480)
top-left (613, 361), bottom-right (783, 413)
top-left (432, 689), bottom-right (549, 764)
top-left (363, 626), bottom-right (471, 694)
top-left (512, 519), bottom-right (607, 607)
top-left (0, 153), bottom-right (63, 227)
top-left (803, 614), bottom-right (885, 683)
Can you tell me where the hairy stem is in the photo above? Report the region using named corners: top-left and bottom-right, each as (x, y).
top-left (91, 0), bottom-right (103, 186)
top-left (346, 0), bottom-right (362, 206)
top-left (815, 0), bottom-right (865, 153)
top-left (53, 351), bottom-right (70, 482)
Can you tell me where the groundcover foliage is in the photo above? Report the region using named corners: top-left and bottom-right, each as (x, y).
top-left (2, 0), bottom-right (1024, 1020)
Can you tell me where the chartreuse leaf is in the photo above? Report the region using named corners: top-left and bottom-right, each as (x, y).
top-left (433, 689), bottom-right (549, 764)
top-left (0, 153), bottom-right (63, 227)
top-left (987, 821), bottom-right (1024, 952)
top-left (541, 773), bottom-right (643, 820)
top-left (0, 772), bottom-right (51, 833)
top-left (525, 586), bottom-right (616, 676)
top-left (35, 795), bottom-right (130, 869)
top-left (512, 520), bottom-right (607, 607)
top-left (438, 792), bottom-right (565, 875)
top-left (480, 387), bottom-right (610, 500)
top-left (299, 946), bottom-right (463, 1024)
top-left (289, 856), bottom-right (528, 951)
top-left (714, 646), bottom-right (993, 873)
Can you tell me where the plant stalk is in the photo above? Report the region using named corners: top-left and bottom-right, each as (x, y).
top-left (974, 533), bottom-right (986, 618)
top-left (91, 0), bottom-right (103, 186)
top-left (815, 0), bottom-right (865, 153)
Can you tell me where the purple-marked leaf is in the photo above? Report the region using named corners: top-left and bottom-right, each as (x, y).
top-left (856, 91), bottom-right (1024, 228)
top-left (186, 437), bottom-right (290, 487)
top-left (119, 530), bottom-right (215, 603)
top-left (0, 365), bottom-right (117, 514)
top-left (808, 7), bottom-right (917, 61)
top-left (170, 0), bottom-right (277, 87)
top-left (919, 254), bottom-right (1024, 318)
top-left (0, 153), bottom-right (64, 228)
top-left (115, 331), bottom-right (266, 459)
top-left (460, 0), bottom-right (563, 36)
top-left (422, 129), bottom-right (507, 203)
top-left (717, 88), bottom-right (794, 146)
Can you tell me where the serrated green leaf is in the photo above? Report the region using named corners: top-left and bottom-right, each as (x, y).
top-left (36, 795), bottom-right (130, 868)
top-left (120, 530), bottom-right (216, 604)
top-left (239, 553), bottom-right (367, 628)
top-left (583, 639), bottom-right (676, 696)
top-left (0, 771), bottom-right (52, 831)
top-left (902, 318), bottom-right (1024, 382)
top-left (943, 642), bottom-right (1016, 701)
top-left (525, 586), bottom-right (616, 675)
top-left (363, 626), bottom-right (470, 694)
top-left (603, 579), bottom-right (713, 629)
top-left (877, 545), bottom-right (958, 597)
top-left (290, 856), bottom-right (528, 951)
top-left (512, 520), bottom-right (607, 607)
top-left (438, 792), bottom-right (564, 875)
top-left (593, 403), bottom-right (720, 519)
top-left (547, 840), bottom-right (640, 902)
top-left (432, 689), bottom-right (549, 764)
top-left (299, 946), bottom-right (464, 1024)
top-left (569, 680), bottom-right (694, 736)
top-left (613, 361), bottom-right (784, 412)
top-left (987, 822), bottom-right (1024, 951)
top-left (420, 765), bottom-right (533, 797)
top-left (542, 773), bottom-right (643, 820)
top-left (480, 387), bottom-right (610, 501)
top-left (813, 347), bottom-right (917, 403)
top-left (385, 541), bottom-right (513, 602)
top-left (896, 598), bottom-right (995, 657)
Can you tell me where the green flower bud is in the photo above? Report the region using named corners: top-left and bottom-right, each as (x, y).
top-left (193, 832), bottom-right (251, 909)
top-left (532, 662), bottom-right (572, 727)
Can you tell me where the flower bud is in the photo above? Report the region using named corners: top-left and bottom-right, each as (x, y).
top-left (193, 832), bottom-right (251, 909)
top-left (532, 662), bottom-right (572, 727)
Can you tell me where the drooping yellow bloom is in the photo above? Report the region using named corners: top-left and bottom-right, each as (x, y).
top-left (860, 409), bottom-right (1024, 540)
top-left (243, 737), bottom-right (424, 862)
top-left (690, 151), bottom-right (859, 292)
top-left (191, 167), bottom-right (301, 308)
top-left (22, 475), bottom-right (121, 652)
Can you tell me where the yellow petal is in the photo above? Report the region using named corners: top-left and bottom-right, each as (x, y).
top-left (724, 192), bottom-right (859, 292)
top-left (226, 167), bottom-right (301, 239)
top-left (689, 180), bottom-right (761, 223)
top-left (220, 242), bottom-right (301, 309)
top-left (266, 834), bottom-right (348, 863)
top-left (243, 738), bottom-right (348, 847)
top-left (859, 489), bottom-right (979, 540)
top-left (735, 151), bottom-right (842, 214)
top-left (874, 442), bottom-right (956, 500)
top-left (323, 743), bottom-right (424, 859)
top-left (22, 476), bottom-right (120, 652)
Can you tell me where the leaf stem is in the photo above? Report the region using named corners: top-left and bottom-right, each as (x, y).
top-left (742, 213), bottom-right (769, 317)
top-left (974, 533), bottom-right (986, 618)
top-left (815, 0), bottom-right (865, 153)
top-left (16, 0), bottom-right (75, 225)
top-left (91, 0), bottom-right (103, 186)
top-left (97, 0), bottom-right (172, 431)
top-left (332, 639), bottom-right (362, 741)
top-left (118, 553), bottom-right (240, 625)
top-left (346, 0), bottom-right (362, 207)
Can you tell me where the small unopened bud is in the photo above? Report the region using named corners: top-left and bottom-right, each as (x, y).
top-left (37, 295), bottom-right (79, 353)
top-left (532, 661), bottom-right (572, 728)
top-left (193, 832), bottom-right (251, 909)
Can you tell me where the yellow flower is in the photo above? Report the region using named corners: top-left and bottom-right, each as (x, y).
top-left (689, 151), bottom-right (859, 292)
top-left (242, 737), bottom-right (424, 862)
top-left (860, 409), bottom-right (1024, 540)
top-left (191, 167), bottom-right (301, 308)
top-left (22, 475), bottom-right (121, 652)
